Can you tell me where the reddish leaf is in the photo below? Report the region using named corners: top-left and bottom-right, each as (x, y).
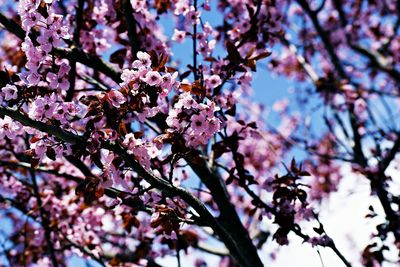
top-left (250, 51), bottom-right (272, 61)
top-left (226, 41), bottom-right (242, 63)
top-left (109, 48), bottom-right (127, 68)
top-left (180, 70), bottom-right (192, 80)
top-left (30, 136), bottom-right (41, 143)
top-left (46, 147), bottom-right (56, 161)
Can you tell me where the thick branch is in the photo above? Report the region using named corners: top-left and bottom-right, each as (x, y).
top-left (0, 13), bottom-right (25, 40)
top-left (186, 152), bottom-right (263, 267)
top-left (66, 0), bottom-right (85, 101)
top-left (0, 107), bottom-right (82, 145)
top-left (379, 133), bottom-right (400, 172)
top-left (122, 0), bottom-right (140, 58)
top-left (103, 142), bottom-right (249, 266)
top-left (30, 170), bottom-right (59, 267)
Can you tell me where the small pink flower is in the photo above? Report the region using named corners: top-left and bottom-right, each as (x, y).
top-left (172, 29), bottom-right (186, 43)
top-left (0, 116), bottom-right (19, 139)
top-left (107, 90), bottom-right (126, 108)
top-left (273, 98), bottom-right (289, 113)
top-left (46, 71), bottom-right (70, 91)
top-left (105, 198), bottom-right (122, 209)
top-left (160, 72), bottom-right (178, 96)
top-left (185, 6), bottom-right (200, 25)
top-left (27, 72), bottom-right (41, 86)
top-left (147, 144), bottom-right (161, 158)
top-left (166, 109), bottom-right (181, 129)
top-left (143, 71), bottom-right (162, 86)
top-left (206, 74), bottom-right (222, 89)
top-left (131, 0), bottom-right (146, 12)
top-left (32, 140), bottom-right (47, 160)
top-left (191, 114), bottom-right (207, 133)
top-left (133, 51), bottom-right (151, 68)
top-left (30, 93), bottom-right (58, 120)
top-left (1, 84), bottom-right (18, 101)
top-left (175, 92), bottom-right (197, 109)
top-left (21, 11), bottom-right (40, 30)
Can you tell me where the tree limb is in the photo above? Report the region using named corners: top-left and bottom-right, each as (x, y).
top-left (122, 0), bottom-right (140, 58)
top-left (66, 0), bottom-right (85, 101)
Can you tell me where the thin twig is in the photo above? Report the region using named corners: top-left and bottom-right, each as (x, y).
top-left (192, 0), bottom-right (198, 80)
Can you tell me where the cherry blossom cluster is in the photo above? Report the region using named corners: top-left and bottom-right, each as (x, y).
top-left (121, 52), bottom-right (178, 96)
top-left (18, 0), bottom-right (70, 90)
top-left (122, 132), bottom-right (161, 171)
top-left (166, 92), bottom-right (220, 148)
top-left (29, 92), bottom-right (80, 122)
top-left (119, 51), bottom-right (179, 121)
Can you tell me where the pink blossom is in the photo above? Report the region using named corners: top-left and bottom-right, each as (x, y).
top-left (160, 72), bottom-right (178, 95)
top-left (37, 30), bottom-right (57, 53)
top-left (1, 84), bottom-right (18, 101)
top-left (166, 108), bottom-right (182, 130)
top-left (172, 29), bottom-right (186, 43)
top-left (143, 71), bottom-right (162, 86)
top-left (0, 116), bottom-right (19, 139)
top-left (185, 6), bottom-right (200, 25)
top-left (32, 139), bottom-right (47, 161)
top-left (134, 51), bottom-right (151, 68)
top-left (131, 0), bottom-right (146, 12)
top-left (30, 93), bottom-right (58, 120)
top-left (107, 90), bottom-right (126, 108)
top-left (46, 71), bottom-right (70, 91)
top-left (174, 92), bottom-right (197, 109)
top-left (205, 74), bottom-right (222, 89)
top-left (147, 143), bottom-right (161, 158)
top-left (190, 114), bottom-right (207, 133)
top-left (21, 11), bottom-right (40, 30)
top-left (27, 72), bottom-right (41, 86)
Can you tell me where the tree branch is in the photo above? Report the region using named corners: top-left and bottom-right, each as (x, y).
top-left (296, 0), bottom-right (346, 78)
top-left (122, 0), bottom-right (140, 59)
top-left (66, 0), bottom-right (85, 101)
top-left (185, 151), bottom-right (263, 267)
top-left (0, 159), bottom-right (150, 213)
top-left (192, 0), bottom-right (198, 80)
top-left (0, 107), bottom-right (82, 145)
top-left (30, 170), bottom-right (59, 267)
